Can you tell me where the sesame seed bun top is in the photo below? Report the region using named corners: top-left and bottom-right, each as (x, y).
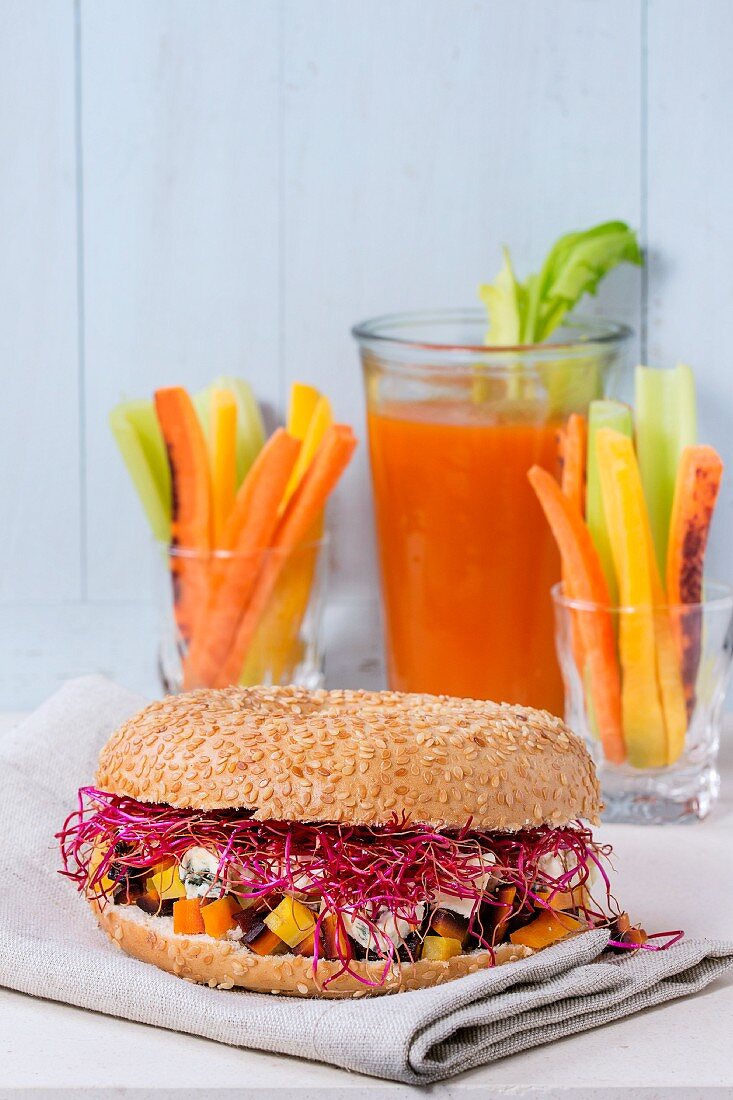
top-left (95, 686), bottom-right (602, 831)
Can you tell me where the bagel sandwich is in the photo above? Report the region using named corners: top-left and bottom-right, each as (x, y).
top-left (58, 686), bottom-right (642, 998)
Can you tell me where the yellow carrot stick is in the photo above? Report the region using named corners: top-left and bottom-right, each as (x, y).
top-left (287, 382), bottom-right (321, 441)
top-left (182, 429), bottom-right (301, 689)
top-left (283, 394), bottom-right (333, 507)
top-left (596, 429), bottom-right (668, 767)
top-left (209, 388), bottom-right (238, 548)
top-left (649, 558), bottom-right (688, 765)
top-left (602, 432), bottom-right (687, 763)
top-left (215, 425), bottom-right (357, 687)
top-left (239, 391), bottom-right (333, 683)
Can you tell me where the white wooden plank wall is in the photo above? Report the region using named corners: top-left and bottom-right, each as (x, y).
top-left (0, 0), bottom-right (729, 708)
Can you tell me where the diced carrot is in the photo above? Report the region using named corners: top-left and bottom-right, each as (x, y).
top-left (561, 414), bottom-right (587, 517)
top-left (667, 445), bottom-right (723, 716)
top-left (173, 897), bottom-right (205, 935)
top-left (248, 927), bottom-right (287, 956)
top-left (488, 883), bottom-right (516, 944)
top-left (541, 884), bottom-right (589, 912)
top-left (209, 389), bottom-right (238, 548)
top-left (320, 912), bottom-right (349, 961)
top-left (429, 908), bottom-right (469, 943)
top-left (201, 895), bottom-right (241, 939)
top-left (528, 466), bottom-right (625, 765)
top-left (155, 387), bottom-right (212, 643)
top-left (182, 428), bottom-right (301, 689)
top-left (509, 908), bottom-right (582, 950)
top-left (214, 425), bottom-right (357, 687)
top-left (293, 931), bottom-right (318, 957)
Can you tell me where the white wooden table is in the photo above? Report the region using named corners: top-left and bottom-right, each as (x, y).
top-left (2, 713), bottom-right (732, 1099)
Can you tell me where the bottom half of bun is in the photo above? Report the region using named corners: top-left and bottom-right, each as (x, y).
top-left (92, 900), bottom-right (535, 998)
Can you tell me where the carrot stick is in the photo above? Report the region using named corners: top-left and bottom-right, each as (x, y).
top-left (209, 388), bottom-right (238, 548)
top-left (595, 430), bottom-right (687, 765)
top-left (182, 428), bottom-right (301, 689)
top-left (213, 425), bottom-right (357, 687)
top-left (154, 387), bottom-right (211, 644)
top-left (238, 393), bottom-right (333, 684)
top-left (560, 414), bottom-right (588, 677)
top-left (528, 465), bottom-right (625, 764)
top-left (561, 414), bottom-right (587, 517)
top-left (218, 428), bottom-right (300, 552)
top-left (667, 444), bottom-right (723, 714)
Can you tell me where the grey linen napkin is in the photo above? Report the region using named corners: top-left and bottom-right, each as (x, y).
top-left (1, 675), bottom-right (732, 1086)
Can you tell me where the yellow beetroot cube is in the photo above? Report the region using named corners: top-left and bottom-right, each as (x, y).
top-left (264, 896), bottom-right (316, 948)
top-left (146, 860), bottom-right (186, 901)
top-left (420, 935), bottom-right (463, 961)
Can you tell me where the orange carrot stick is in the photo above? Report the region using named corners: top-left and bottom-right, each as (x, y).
top-left (214, 425), bottom-right (357, 687)
top-left (154, 387), bottom-right (211, 643)
top-left (560, 415), bottom-right (588, 676)
top-left (209, 388), bottom-right (238, 548)
top-left (528, 465), bottom-right (625, 764)
top-left (183, 428), bottom-right (301, 689)
top-left (561, 414), bottom-right (587, 517)
top-left (667, 444), bottom-right (723, 713)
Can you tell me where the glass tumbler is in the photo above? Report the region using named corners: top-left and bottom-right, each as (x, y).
top-left (156, 535), bottom-right (329, 693)
top-left (552, 581), bottom-right (733, 823)
top-left (353, 309), bottom-right (631, 713)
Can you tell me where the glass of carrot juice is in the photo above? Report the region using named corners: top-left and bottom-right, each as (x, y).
top-left (353, 310), bottom-right (631, 715)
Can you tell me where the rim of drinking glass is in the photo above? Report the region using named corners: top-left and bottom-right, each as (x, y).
top-left (551, 578), bottom-right (733, 614)
top-left (352, 308), bottom-right (632, 360)
top-left (155, 533), bottom-right (329, 561)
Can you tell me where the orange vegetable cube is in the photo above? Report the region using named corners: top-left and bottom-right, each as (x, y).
top-left (173, 897), bottom-right (205, 935)
top-left (293, 931), bottom-right (317, 957)
top-left (248, 927), bottom-right (287, 956)
top-left (201, 895), bottom-right (242, 939)
top-left (321, 912), bottom-right (349, 960)
top-left (509, 908), bottom-right (582, 950)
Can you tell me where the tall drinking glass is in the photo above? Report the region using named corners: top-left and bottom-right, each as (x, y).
top-left (353, 310), bottom-right (631, 713)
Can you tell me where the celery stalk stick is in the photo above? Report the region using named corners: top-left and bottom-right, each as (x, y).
top-left (109, 403), bottom-right (171, 542)
top-left (192, 387), bottom-right (213, 447)
top-left (586, 399), bottom-right (633, 604)
top-left (676, 361), bottom-right (698, 457)
top-left (123, 400), bottom-right (171, 510)
top-left (635, 364), bottom-right (697, 576)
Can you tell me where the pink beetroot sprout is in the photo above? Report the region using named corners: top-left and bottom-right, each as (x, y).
top-left (57, 786), bottom-right (677, 985)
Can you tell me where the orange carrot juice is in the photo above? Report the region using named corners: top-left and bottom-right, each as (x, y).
top-left (367, 401), bottom-right (564, 714)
